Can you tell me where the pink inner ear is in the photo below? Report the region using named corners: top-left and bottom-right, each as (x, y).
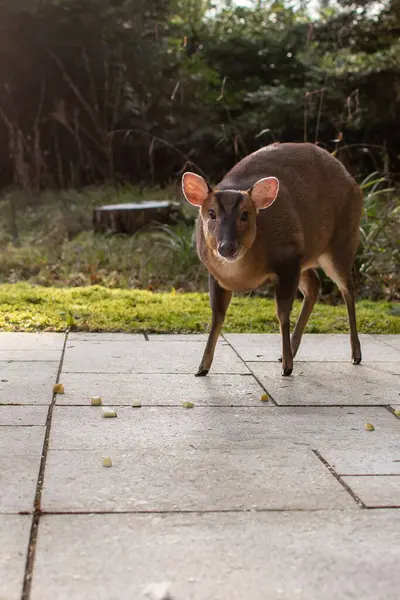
top-left (251, 177), bottom-right (279, 209)
top-left (182, 173), bottom-right (209, 206)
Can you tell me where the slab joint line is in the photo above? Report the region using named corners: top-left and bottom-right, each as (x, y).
top-left (312, 449), bottom-right (366, 509)
top-left (221, 334), bottom-right (278, 405)
top-left (21, 332), bottom-right (69, 600)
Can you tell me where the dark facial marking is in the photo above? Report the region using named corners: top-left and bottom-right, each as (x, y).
top-left (214, 191), bottom-right (243, 217)
top-left (210, 192), bottom-right (245, 259)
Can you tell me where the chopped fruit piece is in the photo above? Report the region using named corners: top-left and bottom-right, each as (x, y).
top-left (91, 396), bottom-right (102, 406)
top-left (102, 408), bottom-right (117, 418)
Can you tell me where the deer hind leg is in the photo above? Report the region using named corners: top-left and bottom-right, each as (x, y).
top-left (278, 268), bottom-right (320, 362)
top-left (291, 268), bottom-right (321, 357)
top-left (318, 252), bottom-right (362, 365)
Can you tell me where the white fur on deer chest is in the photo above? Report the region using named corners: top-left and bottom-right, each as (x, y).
top-left (208, 256), bottom-right (275, 292)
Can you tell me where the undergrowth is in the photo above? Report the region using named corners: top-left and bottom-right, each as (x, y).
top-left (0, 185), bottom-right (207, 292)
top-left (0, 181), bottom-right (399, 300)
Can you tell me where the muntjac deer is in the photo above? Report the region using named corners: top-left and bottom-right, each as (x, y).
top-left (182, 142), bottom-right (363, 377)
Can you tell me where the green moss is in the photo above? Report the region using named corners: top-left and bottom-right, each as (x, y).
top-left (0, 283), bottom-right (398, 334)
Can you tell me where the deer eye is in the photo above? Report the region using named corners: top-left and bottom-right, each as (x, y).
top-left (240, 211), bottom-right (249, 222)
top-left (209, 209), bottom-right (216, 220)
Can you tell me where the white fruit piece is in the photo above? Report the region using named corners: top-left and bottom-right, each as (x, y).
top-left (102, 407), bottom-right (117, 418)
top-left (143, 582), bottom-right (173, 600)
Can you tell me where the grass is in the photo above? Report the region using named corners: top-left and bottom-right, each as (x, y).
top-left (0, 283), bottom-right (398, 333)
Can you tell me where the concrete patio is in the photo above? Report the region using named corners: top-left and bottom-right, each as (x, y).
top-left (1, 332), bottom-right (399, 600)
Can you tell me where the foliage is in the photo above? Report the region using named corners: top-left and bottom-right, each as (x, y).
top-left (0, 283), bottom-right (398, 333)
top-left (0, 0), bottom-right (171, 188)
top-left (357, 173), bottom-right (400, 299)
top-left (0, 1), bottom-right (399, 303)
top-left (1, 1), bottom-right (400, 188)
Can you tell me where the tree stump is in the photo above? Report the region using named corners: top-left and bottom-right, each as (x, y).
top-left (92, 201), bottom-right (184, 235)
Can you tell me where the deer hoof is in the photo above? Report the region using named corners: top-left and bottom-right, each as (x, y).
top-left (195, 368), bottom-right (209, 377)
top-left (281, 366), bottom-right (293, 377)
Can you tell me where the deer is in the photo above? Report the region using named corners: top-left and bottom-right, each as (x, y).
top-left (181, 142), bottom-right (363, 377)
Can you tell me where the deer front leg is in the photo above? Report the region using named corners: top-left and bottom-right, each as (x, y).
top-left (196, 274), bottom-right (232, 377)
top-left (275, 262), bottom-right (300, 376)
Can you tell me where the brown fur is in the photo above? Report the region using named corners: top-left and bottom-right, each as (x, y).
top-left (183, 142), bottom-right (363, 377)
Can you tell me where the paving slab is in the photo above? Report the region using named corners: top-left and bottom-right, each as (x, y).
top-left (342, 476), bottom-right (400, 507)
top-left (0, 349), bottom-right (62, 361)
top-left (148, 334), bottom-right (209, 341)
top-left (57, 372), bottom-right (266, 407)
top-left (318, 441), bottom-right (400, 475)
top-left (0, 424), bottom-right (46, 455)
top-left (224, 333), bottom-right (282, 362)
top-left (42, 446), bottom-right (352, 512)
top-left (0, 361), bottom-right (59, 405)
top-left (224, 333), bottom-right (400, 362)
top-left (0, 332), bottom-right (65, 350)
top-left (0, 427), bottom-right (44, 512)
top-left (47, 406), bottom-right (396, 451)
top-left (62, 340), bottom-right (248, 374)
top-left (31, 511), bottom-right (400, 600)
top-left (375, 334), bottom-right (400, 351)
top-left (0, 515), bottom-right (31, 600)
top-left (2, 332), bottom-right (400, 598)
top-left (0, 405), bottom-right (48, 425)
top-left (41, 406), bottom-right (399, 512)
top-left (68, 332), bottom-right (145, 341)
top-left (42, 407), bottom-right (371, 512)
top-left (56, 372), bottom-right (265, 406)
top-left (249, 361), bottom-right (400, 405)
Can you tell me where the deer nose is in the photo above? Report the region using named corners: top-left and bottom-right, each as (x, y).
top-left (218, 241), bottom-right (238, 258)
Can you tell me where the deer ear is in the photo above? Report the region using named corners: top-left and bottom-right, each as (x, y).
top-left (182, 172), bottom-right (211, 207)
top-left (248, 177), bottom-right (279, 210)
